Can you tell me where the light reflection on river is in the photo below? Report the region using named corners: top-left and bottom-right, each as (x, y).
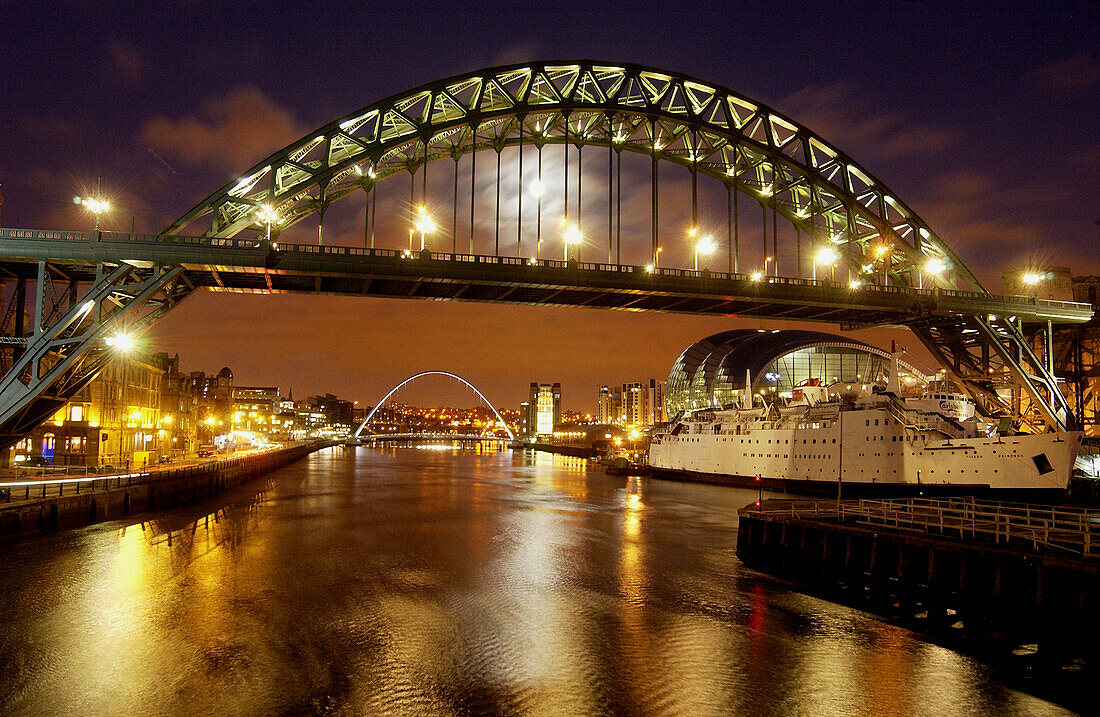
top-left (0, 447), bottom-right (1075, 715)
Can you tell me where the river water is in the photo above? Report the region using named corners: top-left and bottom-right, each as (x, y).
top-left (0, 447), bottom-right (1077, 715)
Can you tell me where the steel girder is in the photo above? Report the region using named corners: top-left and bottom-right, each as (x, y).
top-left (163, 61), bottom-right (981, 293)
top-left (907, 314), bottom-right (1076, 430)
top-left (0, 262), bottom-right (188, 448)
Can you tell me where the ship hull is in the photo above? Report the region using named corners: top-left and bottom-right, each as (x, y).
top-left (646, 466), bottom-right (1067, 501)
top-left (648, 406), bottom-right (1082, 496)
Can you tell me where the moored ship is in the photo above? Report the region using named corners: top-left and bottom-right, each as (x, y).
top-left (647, 329), bottom-right (1084, 498)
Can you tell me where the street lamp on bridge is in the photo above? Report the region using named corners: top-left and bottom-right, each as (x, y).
top-left (694, 235), bottom-right (716, 271)
top-left (414, 205), bottom-right (436, 251)
top-left (530, 180), bottom-right (544, 260)
top-left (920, 257), bottom-right (946, 289)
top-left (74, 196), bottom-right (109, 230)
top-left (256, 205), bottom-right (279, 245)
top-left (814, 246), bottom-right (838, 281)
top-left (563, 223), bottom-right (582, 262)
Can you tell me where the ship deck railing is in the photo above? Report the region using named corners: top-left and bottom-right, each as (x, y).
top-left (741, 497), bottom-right (1100, 559)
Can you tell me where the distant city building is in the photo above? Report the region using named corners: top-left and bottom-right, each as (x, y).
top-left (595, 379), bottom-right (665, 427)
top-left (306, 393), bottom-right (356, 430)
top-left (525, 382), bottom-right (561, 438)
top-left (5, 351), bottom-right (356, 468)
top-left (597, 385), bottom-right (617, 424)
top-left (646, 378), bottom-right (665, 425)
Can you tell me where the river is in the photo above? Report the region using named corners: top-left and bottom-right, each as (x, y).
top-left (0, 446), bottom-right (1076, 715)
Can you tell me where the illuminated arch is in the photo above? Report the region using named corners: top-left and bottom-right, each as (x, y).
top-left (165, 61), bottom-right (981, 291)
top-left (353, 370), bottom-right (514, 440)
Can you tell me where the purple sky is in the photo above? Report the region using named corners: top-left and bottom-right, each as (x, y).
top-left (2, 2), bottom-right (1098, 411)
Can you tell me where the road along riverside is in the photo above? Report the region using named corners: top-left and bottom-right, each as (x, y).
top-left (0, 441), bottom-right (334, 540)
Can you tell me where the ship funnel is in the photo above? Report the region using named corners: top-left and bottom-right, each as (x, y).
top-left (887, 348), bottom-right (902, 394)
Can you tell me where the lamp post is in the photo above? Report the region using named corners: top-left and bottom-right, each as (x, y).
top-left (921, 257), bottom-right (946, 289)
top-left (414, 205), bottom-right (436, 251)
top-left (814, 246), bottom-right (838, 281)
top-left (563, 224), bottom-right (582, 261)
top-left (873, 244), bottom-right (891, 285)
top-left (257, 205), bottom-right (279, 245)
top-left (531, 180), bottom-right (544, 261)
top-left (694, 235), bottom-right (716, 272)
top-left (105, 332), bottom-right (134, 467)
top-left (76, 197), bottom-right (109, 230)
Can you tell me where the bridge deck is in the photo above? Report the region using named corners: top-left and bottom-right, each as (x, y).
top-left (0, 229), bottom-right (1092, 328)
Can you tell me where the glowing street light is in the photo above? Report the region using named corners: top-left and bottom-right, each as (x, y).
top-left (1022, 271), bottom-right (1044, 286)
top-left (105, 332), bottom-right (135, 353)
top-left (813, 246), bottom-right (838, 281)
top-left (74, 196), bottom-right (110, 230)
top-left (694, 235), bottom-right (716, 271)
top-left (871, 243), bottom-right (892, 285)
top-left (563, 223), bottom-right (582, 261)
top-left (920, 257), bottom-right (946, 289)
top-left (256, 204), bottom-right (279, 244)
top-left (413, 205), bottom-right (436, 250)
top-left (849, 278), bottom-right (864, 290)
top-left (750, 270), bottom-right (765, 282)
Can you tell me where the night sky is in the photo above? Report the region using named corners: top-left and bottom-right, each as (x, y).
top-left (3, 2), bottom-right (1098, 411)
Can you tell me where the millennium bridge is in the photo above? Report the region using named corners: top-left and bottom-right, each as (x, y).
top-left (0, 61), bottom-right (1091, 446)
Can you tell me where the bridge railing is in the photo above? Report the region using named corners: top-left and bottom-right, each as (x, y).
top-left (1, 228), bottom-right (1091, 315)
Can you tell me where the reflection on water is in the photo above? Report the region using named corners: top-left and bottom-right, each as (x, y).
top-left (0, 447), bottom-right (1075, 715)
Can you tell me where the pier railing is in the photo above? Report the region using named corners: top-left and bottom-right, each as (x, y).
top-left (741, 497), bottom-right (1100, 559)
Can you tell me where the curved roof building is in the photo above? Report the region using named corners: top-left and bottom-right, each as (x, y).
top-left (665, 329), bottom-right (926, 416)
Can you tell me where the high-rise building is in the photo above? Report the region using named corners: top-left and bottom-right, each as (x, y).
top-left (622, 382), bottom-right (645, 427)
top-left (595, 378), bottom-right (666, 427)
top-left (646, 378), bottom-right (665, 425)
top-left (526, 382), bottom-right (561, 438)
top-left (597, 385), bottom-right (614, 424)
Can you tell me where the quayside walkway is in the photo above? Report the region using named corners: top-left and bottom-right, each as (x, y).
top-left (0, 441), bottom-right (335, 539)
top-left (737, 497), bottom-right (1100, 678)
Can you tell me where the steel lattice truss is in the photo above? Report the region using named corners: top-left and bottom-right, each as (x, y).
top-left (165, 61), bottom-right (980, 292)
top-left (0, 261), bottom-right (190, 446)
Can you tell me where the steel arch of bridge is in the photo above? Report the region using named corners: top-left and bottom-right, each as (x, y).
top-left (166, 61), bottom-right (977, 292)
top-left (352, 371), bottom-right (515, 441)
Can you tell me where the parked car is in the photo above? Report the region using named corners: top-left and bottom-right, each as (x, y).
top-left (157, 455), bottom-right (173, 464)
top-left (197, 447), bottom-right (215, 458)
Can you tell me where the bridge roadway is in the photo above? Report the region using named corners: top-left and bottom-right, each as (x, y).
top-left (0, 229), bottom-right (1091, 328)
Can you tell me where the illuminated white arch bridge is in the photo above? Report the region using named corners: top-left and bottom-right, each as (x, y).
top-left (350, 371), bottom-right (515, 443)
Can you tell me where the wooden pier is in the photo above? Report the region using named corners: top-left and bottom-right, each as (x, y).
top-left (736, 498), bottom-right (1100, 678)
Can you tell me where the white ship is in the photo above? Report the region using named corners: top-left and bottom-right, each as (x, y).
top-left (648, 330), bottom-right (1084, 497)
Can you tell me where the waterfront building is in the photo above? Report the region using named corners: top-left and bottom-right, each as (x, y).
top-left (663, 329), bottom-right (925, 417)
top-left (306, 393), bottom-right (356, 431)
top-left (233, 385), bottom-right (281, 437)
top-left (154, 352), bottom-right (199, 459)
top-left (525, 382), bottom-right (561, 438)
top-left (11, 352), bottom-right (165, 469)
